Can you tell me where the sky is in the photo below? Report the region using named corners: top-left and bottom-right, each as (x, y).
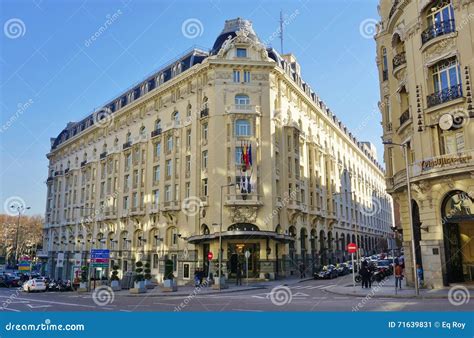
top-left (0, 0), bottom-right (382, 216)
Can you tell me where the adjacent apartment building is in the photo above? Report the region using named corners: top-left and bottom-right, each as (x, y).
top-left (376, 0), bottom-right (474, 288)
top-left (44, 18), bottom-right (393, 283)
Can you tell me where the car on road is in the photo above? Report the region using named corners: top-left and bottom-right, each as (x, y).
top-left (335, 263), bottom-right (350, 276)
top-left (22, 278), bottom-right (47, 292)
top-left (314, 265), bottom-right (339, 280)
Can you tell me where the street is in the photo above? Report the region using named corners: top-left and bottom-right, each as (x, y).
top-left (1, 278), bottom-right (472, 312)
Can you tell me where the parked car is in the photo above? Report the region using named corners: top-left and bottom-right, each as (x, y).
top-left (314, 265), bottom-right (339, 279)
top-left (0, 273), bottom-right (21, 287)
top-left (22, 278), bottom-right (47, 292)
top-left (335, 263), bottom-right (350, 276)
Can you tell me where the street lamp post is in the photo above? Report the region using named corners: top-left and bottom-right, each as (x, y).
top-left (383, 141), bottom-right (419, 296)
top-left (10, 204), bottom-right (31, 266)
top-left (217, 183), bottom-right (235, 291)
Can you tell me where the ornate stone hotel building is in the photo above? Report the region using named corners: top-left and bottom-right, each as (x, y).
top-left (44, 18), bottom-right (393, 283)
top-left (376, 0), bottom-right (474, 288)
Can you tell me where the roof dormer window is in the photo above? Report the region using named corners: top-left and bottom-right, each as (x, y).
top-left (236, 48), bottom-right (247, 58)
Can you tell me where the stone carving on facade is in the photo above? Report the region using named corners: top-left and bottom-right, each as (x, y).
top-left (251, 73), bottom-right (269, 81)
top-left (215, 71), bottom-right (232, 80)
top-left (423, 38), bottom-right (456, 65)
top-left (230, 206), bottom-right (257, 224)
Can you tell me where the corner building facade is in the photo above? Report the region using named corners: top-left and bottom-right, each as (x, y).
top-left (376, 0), bottom-right (474, 288)
top-left (44, 18), bottom-right (392, 283)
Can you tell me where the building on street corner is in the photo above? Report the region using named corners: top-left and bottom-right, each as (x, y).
top-left (376, 0), bottom-right (474, 288)
top-left (44, 18), bottom-right (393, 284)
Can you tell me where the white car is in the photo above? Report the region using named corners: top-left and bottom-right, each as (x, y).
top-left (23, 278), bottom-right (47, 292)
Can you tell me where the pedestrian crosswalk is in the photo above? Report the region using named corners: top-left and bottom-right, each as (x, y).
top-left (290, 284), bottom-right (337, 290)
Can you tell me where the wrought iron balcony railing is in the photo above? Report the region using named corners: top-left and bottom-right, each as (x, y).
top-left (392, 52), bottom-right (406, 69)
top-left (399, 109), bottom-right (410, 126)
top-left (151, 128), bottom-right (162, 138)
top-left (122, 141), bottom-right (132, 150)
top-left (426, 84), bottom-right (462, 108)
top-left (421, 19), bottom-right (456, 45)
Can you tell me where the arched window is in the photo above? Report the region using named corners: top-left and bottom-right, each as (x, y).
top-left (235, 119), bottom-right (251, 137)
top-left (172, 111), bottom-right (180, 122)
top-left (202, 96), bottom-right (208, 108)
top-left (186, 104), bottom-right (192, 117)
top-left (235, 94), bottom-right (250, 106)
top-left (201, 224), bottom-right (210, 235)
top-left (139, 126), bottom-right (146, 137)
top-left (126, 132), bottom-right (132, 143)
top-left (155, 119), bottom-right (161, 131)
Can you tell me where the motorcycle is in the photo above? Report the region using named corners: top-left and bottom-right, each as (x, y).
top-left (58, 280), bottom-right (73, 292)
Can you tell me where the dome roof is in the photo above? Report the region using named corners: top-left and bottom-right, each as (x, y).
top-left (210, 18), bottom-right (261, 54)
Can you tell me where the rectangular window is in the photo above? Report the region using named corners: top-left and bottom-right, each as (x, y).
top-left (166, 160), bottom-right (172, 178)
top-left (185, 155), bottom-right (191, 172)
top-left (236, 48), bottom-right (247, 58)
top-left (186, 129), bottom-right (191, 148)
top-left (202, 150), bottom-right (208, 169)
top-left (165, 185), bottom-right (171, 202)
top-left (183, 263), bottom-right (190, 279)
top-left (441, 130), bottom-right (465, 154)
top-left (202, 178), bottom-right (208, 196)
top-left (244, 71), bottom-right (250, 83)
top-left (185, 182), bottom-right (190, 198)
top-left (155, 142), bottom-right (161, 159)
top-left (132, 192), bottom-right (138, 208)
top-left (202, 123), bottom-right (208, 140)
top-left (123, 196), bottom-right (129, 210)
top-left (166, 135), bottom-right (173, 152)
top-left (153, 165), bottom-right (160, 183)
top-left (235, 147), bottom-right (243, 165)
top-left (153, 189), bottom-right (160, 207)
top-left (233, 70), bottom-right (240, 82)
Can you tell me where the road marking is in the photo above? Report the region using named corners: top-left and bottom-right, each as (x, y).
top-left (231, 309), bottom-right (263, 312)
top-left (319, 285), bottom-right (336, 289)
top-left (27, 304), bottom-right (51, 309)
top-left (308, 285), bottom-right (325, 289)
top-left (0, 307), bottom-right (21, 312)
top-left (292, 292), bottom-right (310, 297)
top-left (0, 295), bottom-right (96, 309)
top-left (312, 297), bottom-right (328, 299)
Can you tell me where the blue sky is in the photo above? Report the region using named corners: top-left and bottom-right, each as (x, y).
top-left (0, 0), bottom-right (381, 216)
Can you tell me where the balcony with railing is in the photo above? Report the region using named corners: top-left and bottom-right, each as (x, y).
top-left (200, 107), bottom-right (209, 118)
top-left (399, 109), bottom-right (410, 126)
top-left (151, 128), bottom-right (162, 138)
top-left (427, 84), bottom-right (463, 108)
top-left (100, 151), bottom-right (107, 160)
top-left (392, 52), bottom-right (406, 70)
top-left (225, 104), bottom-right (261, 115)
top-left (123, 141), bottom-right (132, 150)
top-left (225, 194), bottom-right (262, 206)
top-left (421, 19), bottom-right (456, 45)
top-left (80, 160), bottom-right (87, 167)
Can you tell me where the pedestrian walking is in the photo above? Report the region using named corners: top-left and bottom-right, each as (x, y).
top-left (416, 264), bottom-right (423, 288)
top-left (394, 263), bottom-right (403, 290)
top-left (299, 263), bottom-right (306, 279)
top-left (360, 260), bottom-right (370, 288)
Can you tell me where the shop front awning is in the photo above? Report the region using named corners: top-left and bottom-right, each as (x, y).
top-left (187, 230), bottom-right (294, 244)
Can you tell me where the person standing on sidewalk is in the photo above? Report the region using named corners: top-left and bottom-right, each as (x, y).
top-left (394, 263), bottom-right (403, 290)
top-left (416, 264), bottom-right (423, 288)
top-left (236, 263), bottom-right (242, 286)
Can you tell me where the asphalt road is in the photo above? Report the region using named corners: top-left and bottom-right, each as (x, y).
top-left (0, 279), bottom-right (472, 312)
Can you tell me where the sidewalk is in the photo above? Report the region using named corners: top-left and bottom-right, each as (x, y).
top-left (117, 275), bottom-right (313, 297)
top-left (326, 274), bottom-right (474, 299)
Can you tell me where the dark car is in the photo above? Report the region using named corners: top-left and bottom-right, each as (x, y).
top-left (314, 265), bottom-right (339, 279)
top-left (376, 259), bottom-right (393, 277)
top-left (336, 263), bottom-right (350, 276)
top-left (0, 274), bottom-right (20, 288)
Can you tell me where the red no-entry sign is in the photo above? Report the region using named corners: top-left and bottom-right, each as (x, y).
top-left (207, 252), bottom-right (213, 261)
top-left (347, 243), bottom-right (357, 254)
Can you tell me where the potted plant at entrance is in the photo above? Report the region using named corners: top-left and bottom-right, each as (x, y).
top-left (78, 266), bottom-right (88, 292)
top-left (162, 259), bottom-right (177, 292)
top-left (144, 262), bottom-right (154, 289)
top-left (110, 265), bottom-right (121, 291)
top-left (130, 261), bottom-right (146, 294)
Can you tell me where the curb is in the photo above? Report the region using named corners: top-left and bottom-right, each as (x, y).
top-left (324, 287), bottom-right (456, 299)
top-left (123, 285), bottom-right (266, 297)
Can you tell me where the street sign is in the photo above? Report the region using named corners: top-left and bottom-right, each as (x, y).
top-left (207, 252), bottom-right (213, 261)
top-left (244, 250), bottom-right (250, 259)
top-left (18, 260), bottom-right (30, 271)
top-left (347, 243), bottom-right (357, 254)
top-left (91, 249), bottom-right (110, 268)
